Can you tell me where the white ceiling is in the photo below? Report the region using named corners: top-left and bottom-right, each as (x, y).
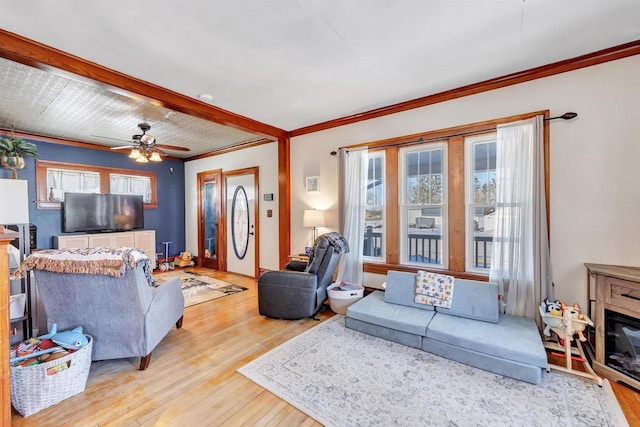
top-left (0, 1), bottom-right (639, 154)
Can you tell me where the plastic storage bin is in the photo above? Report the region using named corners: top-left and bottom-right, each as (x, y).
top-left (10, 335), bottom-right (93, 417)
top-left (9, 293), bottom-right (26, 319)
top-left (327, 282), bottom-right (364, 315)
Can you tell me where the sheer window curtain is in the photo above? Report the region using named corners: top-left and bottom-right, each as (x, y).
top-left (336, 147), bottom-right (368, 284)
top-left (489, 116), bottom-right (552, 321)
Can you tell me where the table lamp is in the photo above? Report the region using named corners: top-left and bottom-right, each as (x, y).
top-left (303, 209), bottom-right (326, 248)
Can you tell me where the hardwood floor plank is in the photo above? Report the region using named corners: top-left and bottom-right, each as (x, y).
top-left (10, 268), bottom-right (638, 426)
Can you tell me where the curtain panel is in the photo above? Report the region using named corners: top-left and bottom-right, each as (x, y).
top-left (336, 147), bottom-right (368, 285)
top-left (489, 115), bottom-right (552, 321)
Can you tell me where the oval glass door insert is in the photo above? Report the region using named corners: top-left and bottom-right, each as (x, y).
top-left (231, 185), bottom-right (250, 259)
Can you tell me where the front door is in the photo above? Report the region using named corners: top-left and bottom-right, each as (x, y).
top-left (197, 170), bottom-right (222, 270)
top-left (224, 168), bottom-right (259, 278)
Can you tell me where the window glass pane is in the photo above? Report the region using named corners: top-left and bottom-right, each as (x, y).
top-left (110, 174), bottom-right (152, 203)
top-left (407, 207), bottom-right (442, 265)
top-left (364, 154), bottom-right (384, 259)
top-left (407, 148), bottom-right (443, 204)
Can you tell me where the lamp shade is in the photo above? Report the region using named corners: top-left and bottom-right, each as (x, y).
top-left (303, 209), bottom-right (326, 228)
top-left (0, 179), bottom-right (29, 225)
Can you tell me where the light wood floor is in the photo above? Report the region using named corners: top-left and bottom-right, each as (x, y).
top-left (11, 268), bottom-right (640, 426)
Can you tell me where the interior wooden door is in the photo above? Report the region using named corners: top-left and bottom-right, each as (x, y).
top-left (197, 170), bottom-right (222, 270)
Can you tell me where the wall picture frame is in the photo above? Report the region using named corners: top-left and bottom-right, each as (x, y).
top-left (305, 176), bottom-right (319, 192)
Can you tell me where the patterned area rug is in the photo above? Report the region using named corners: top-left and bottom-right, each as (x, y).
top-left (239, 316), bottom-right (628, 427)
top-left (156, 270), bottom-right (247, 307)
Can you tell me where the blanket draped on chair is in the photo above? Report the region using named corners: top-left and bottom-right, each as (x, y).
top-left (12, 247), bottom-right (155, 285)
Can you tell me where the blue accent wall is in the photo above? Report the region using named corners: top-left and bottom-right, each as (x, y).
top-left (1, 140), bottom-right (185, 256)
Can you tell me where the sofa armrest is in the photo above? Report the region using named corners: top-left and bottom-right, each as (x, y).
top-left (258, 270), bottom-right (318, 290)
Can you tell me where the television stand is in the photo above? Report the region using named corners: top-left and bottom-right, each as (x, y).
top-left (54, 230), bottom-right (156, 269)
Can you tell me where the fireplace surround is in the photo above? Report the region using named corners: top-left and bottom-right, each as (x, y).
top-left (586, 263), bottom-right (640, 390)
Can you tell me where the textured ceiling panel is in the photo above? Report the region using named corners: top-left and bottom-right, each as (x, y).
top-left (0, 58), bottom-right (264, 158)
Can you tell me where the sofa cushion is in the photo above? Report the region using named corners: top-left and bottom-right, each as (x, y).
top-left (384, 271), bottom-right (435, 311)
top-left (425, 312), bottom-right (547, 368)
top-left (435, 279), bottom-right (500, 323)
top-left (347, 291), bottom-right (435, 336)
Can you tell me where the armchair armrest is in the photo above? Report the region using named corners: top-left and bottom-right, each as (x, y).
top-left (285, 260), bottom-right (308, 271)
top-left (144, 277), bottom-right (185, 354)
top-left (258, 270), bottom-right (318, 290)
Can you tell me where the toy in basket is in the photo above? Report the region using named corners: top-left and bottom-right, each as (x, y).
top-left (9, 324), bottom-right (93, 417)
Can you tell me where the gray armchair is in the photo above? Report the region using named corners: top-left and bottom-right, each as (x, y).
top-left (258, 232), bottom-right (348, 319)
top-left (34, 263), bottom-right (184, 370)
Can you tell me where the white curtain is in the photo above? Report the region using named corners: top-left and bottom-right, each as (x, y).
top-left (47, 168), bottom-right (100, 200)
top-left (336, 147), bottom-right (368, 285)
top-left (489, 116), bottom-right (552, 320)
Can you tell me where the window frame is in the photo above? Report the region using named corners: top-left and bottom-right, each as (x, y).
top-left (399, 142), bottom-right (448, 269)
top-left (464, 133), bottom-right (497, 274)
top-left (357, 110), bottom-right (549, 280)
top-left (36, 159), bottom-right (158, 209)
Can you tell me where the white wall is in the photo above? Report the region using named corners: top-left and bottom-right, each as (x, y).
top-left (290, 55), bottom-right (640, 309)
top-left (184, 142), bottom-right (280, 271)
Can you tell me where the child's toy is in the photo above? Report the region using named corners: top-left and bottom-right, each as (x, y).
top-left (173, 251), bottom-right (195, 268)
top-left (539, 300), bottom-right (602, 385)
top-left (540, 298), bottom-right (563, 336)
top-left (51, 325), bottom-right (89, 350)
top-left (10, 324), bottom-right (88, 365)
top-left (549, 303), bottom-right (591, 342)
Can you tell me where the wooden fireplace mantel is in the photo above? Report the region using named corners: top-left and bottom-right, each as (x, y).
top-left (585, 263), bottom-right (640, 390)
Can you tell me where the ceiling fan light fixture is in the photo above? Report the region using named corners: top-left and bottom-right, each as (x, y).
top-left (129, 148), bottom-right (141, 159)
top-left (135, 155), bottom-right (149, 163)
top-left (149, 152), bottom-right (162, 162)
top-left (140, 134), bottom-right (155, 144)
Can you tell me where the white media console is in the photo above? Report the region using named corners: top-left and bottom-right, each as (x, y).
top-left (54, 230), bottom-right (156, 270)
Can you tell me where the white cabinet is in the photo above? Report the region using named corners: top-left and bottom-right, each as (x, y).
top-left (88, 233), bottom-right (135, 248)
top-left (133, 230), bottom-right (156, 270)
top-left (54, 230), bottom-right (156, 269)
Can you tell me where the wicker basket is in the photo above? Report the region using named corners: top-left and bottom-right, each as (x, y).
top-left (10, 335), bottom-right (93, 417)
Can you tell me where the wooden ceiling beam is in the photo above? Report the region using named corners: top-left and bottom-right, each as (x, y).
top-left (0, 29), bottom-right (288, 140)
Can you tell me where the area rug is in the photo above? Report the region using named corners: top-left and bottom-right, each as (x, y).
top-left (156, 270), bottom-right (247, 307)
top-left (238, 316), bottom-right (628, 427)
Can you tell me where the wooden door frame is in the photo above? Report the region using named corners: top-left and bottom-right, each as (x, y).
top-left (222, 167), bottom-right (260, 278)
top-left (197, 169), bottom-right (223, 269)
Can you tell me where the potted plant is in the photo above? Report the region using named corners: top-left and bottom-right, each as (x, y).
top-left (0, 136), bottom-right (38, 179)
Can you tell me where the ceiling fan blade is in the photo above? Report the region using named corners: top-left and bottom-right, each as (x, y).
top-left (153, 147), bottom-right (168, 156)
top-left (156, 143), bottom-right (190, 152)
top-left (110, 145), bottom-right (135, 150)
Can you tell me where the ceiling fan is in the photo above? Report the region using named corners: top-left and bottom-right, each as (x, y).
top-left (110, 122), bottom-right (190, 163)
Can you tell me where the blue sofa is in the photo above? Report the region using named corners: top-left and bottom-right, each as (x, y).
top-left (345, 271), bottom-right (548, 384)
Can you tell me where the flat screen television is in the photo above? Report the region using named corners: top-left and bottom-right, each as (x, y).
top-left (63, 193), bottom-right (144, 233)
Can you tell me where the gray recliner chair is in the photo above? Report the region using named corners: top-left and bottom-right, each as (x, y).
top-left (258, 232), bottom-right (349, 320)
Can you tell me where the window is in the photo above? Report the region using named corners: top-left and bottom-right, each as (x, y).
top-left (36, 160), bottom-right (158, 209)
top-left (364, 153), bottom-right (385, 261)
top-left (47, 168), bottom-right (101, 201)
top-left (465, 134), bottom-right (496, 272)
top-left (355, 111), bottom-right (549, 279)
top-left (400, 143), bottom-right (447, 267)
top-left (110, 173), bottom-right (152, 203)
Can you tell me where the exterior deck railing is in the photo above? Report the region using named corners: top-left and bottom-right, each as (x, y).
top-left (363, 226), bottom-right (493, 269)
